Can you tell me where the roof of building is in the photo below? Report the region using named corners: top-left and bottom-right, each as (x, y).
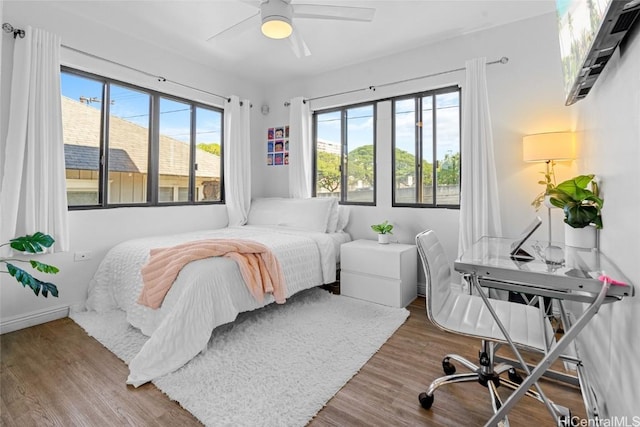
top-left (64, 144), bottom-right (139, 173)
top-left (62, 96), bottom-right (220, 177)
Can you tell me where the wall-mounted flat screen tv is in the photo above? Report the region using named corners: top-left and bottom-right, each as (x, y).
top-left (556, 0), bottom-right (640, 105)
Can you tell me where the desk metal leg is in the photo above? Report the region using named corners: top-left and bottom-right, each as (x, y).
top-left (483, 279), bottom-right (611, 427)
top-left (493, 355), bottom-right (580, 386)
top-left (470, 276), bottom-right (559, 422)
top-left (557, 300), bottom-right (600, 420)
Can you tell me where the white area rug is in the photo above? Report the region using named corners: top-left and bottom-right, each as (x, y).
top-left (70, 287), bottom-right (409, 427)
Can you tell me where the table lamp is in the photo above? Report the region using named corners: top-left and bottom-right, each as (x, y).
top-left (522, 132), bottom-right (575, 264)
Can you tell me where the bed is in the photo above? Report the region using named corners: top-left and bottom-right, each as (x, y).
top-left (84, 197), bottom-right (350, 386)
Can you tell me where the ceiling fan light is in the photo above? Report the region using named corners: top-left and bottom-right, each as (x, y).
top-left (261, 15), bottom-right (292, 39)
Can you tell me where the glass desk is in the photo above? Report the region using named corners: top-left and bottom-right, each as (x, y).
top-left (455, 237), bottom-right (634, 426)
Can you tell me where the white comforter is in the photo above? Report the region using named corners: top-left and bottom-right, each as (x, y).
top-left (85, 225), bottom-right (345, 386)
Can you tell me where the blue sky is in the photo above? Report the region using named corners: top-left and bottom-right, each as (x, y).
top-left (316, 105), bottom-right (375, 153)
top-left (62, 71), bottom-right (457, 156)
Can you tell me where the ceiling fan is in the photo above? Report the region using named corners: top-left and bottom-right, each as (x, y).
top-left (207, 0), bottom-right (376, 58)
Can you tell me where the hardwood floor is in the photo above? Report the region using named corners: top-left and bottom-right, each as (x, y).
top-left (1, 295), bottom-right (585, 426)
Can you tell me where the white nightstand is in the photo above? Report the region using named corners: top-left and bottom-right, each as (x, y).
top-left (340, 239), bottom-right (417, 307)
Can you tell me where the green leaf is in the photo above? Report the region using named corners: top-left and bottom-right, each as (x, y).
top-left (573, 174), bottom-right (595, 188)
top-left (9, 232), bottom-right (55, 254)
top-left (6, 263), bottom-right (59, 298)
top-left (371, 220), bottom-right (393, 234)
top-left (548, 190), bottom-right (573, 208)
top-left (554, 175), bottom-right (595, 201)
top-left (29, 260), bottom-right (60, 274)
top-left (592, 215), bottom-right (603, 229)
top-left (564, 205), bottom-right (600, 229)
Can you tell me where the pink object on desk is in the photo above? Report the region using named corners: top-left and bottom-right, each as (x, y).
top-left (598, 275), bottom-right (628, 286)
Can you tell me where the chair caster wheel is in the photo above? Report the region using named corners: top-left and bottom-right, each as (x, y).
top-left (442, 357), bottom-right (456, 375)
top-left (508, 368), bottom-right (523, 384)
top-left (418, 392), bottom-right (434, 410)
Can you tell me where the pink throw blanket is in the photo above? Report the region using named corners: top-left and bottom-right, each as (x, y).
top-left (138, 239), bottom-right (287, 309)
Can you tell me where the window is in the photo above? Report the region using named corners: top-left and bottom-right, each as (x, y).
top-left (314, 103), bottom-right (376, 205)
top-left (392, 86), bottom-right (460, 207)
top-left (108, 84), bottom-right (150, 205)
top-left (158, 97), bottom-right (190, 203)
top-left (60, 68), bottom-right (223, 208)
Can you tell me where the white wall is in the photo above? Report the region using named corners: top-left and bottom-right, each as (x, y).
top-left (254, 13), bottom-right (573, 265)
top-left (570, 26), bottom-right (640, 419)
top-left (0, 1), bottom-right (260, 332)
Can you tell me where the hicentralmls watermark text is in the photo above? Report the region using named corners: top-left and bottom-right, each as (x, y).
top-left (559, 416), bottom-right (640, 427)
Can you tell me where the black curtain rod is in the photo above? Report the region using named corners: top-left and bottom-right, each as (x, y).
top-left (3, 22), bottom-right (241, 105)
top-left (61, 44), bottom-right (236, 104)
top-left (284, 56), bottom-right (509, 107)
top-left (2, 22), bottom-right (25, 39)
top-left (64, 44), bottom-right (253, 106)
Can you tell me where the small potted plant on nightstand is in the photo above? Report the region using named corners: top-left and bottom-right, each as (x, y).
top-left (371, 220), bottom-right (393, 244)
top-left (548, 174), bottom-right (603, 248)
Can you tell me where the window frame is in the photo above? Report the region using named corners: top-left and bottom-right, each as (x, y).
top-left (391, 85), bottom-right (461, 209)
top-left (61, 66), bottom-right (224, 210)
top-left (312, 101), bottom-right (377, 206)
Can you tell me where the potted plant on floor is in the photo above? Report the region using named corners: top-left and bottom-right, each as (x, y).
top-left (1, 232), bottom-right (59, 297)
top-left (371, 220), bottom-right (393, 244)
top-left (548, 174), bottom-right (603, 248)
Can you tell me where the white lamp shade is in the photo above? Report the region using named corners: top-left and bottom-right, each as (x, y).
top-left (522, 132), bottom-right (575, 162)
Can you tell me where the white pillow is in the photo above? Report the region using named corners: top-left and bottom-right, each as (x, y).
top-left (336, 205), bottom-right (350, 232)
top-left (247, 197), bottom-right (335, 233)
top-left (325, 197), bottom-right (339, 233)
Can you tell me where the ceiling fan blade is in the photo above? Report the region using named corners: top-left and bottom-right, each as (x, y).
top-left (288, 27), bottom-right (311, 58)
top-left (206, 11), bottom-right (260, 42)
top-left (237, 0), bottom-right (262, 7)
top-left (292, 4), bottom-right (375, 22)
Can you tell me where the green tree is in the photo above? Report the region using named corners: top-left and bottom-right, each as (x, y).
top-left (347, 145), bottom-right (375, 187)
top-left (394, 148), bottom-right (416, 186)
top-left (421, 159), bottom-right (433, 186)
top-left (587, 0), bottom-right (599, 33)
top-left (197, 143), bottom-right (221, 156)
top-left (436, 152), bottom-right (460, 185)
top-left (316, 151), bottom-right (341, 193)
top-left (392, 147), bottom-right (434, 187)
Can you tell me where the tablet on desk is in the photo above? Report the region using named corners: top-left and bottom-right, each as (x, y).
top-left (510, 217), bottom-right (542, 261)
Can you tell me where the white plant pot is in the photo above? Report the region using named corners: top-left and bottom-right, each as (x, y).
top-left (378, 234), bottom-right (390, 244)
top-left (543, 194), bottom-right (554, 209)
top-left (564, 223), bottom-right (597, 249)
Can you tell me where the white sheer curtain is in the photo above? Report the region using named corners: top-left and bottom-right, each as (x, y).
top-left (458, 57), bottom-right (502, 257)
top-left (0, 27), bottom-right (69, 252)
top-left (288, 96), bottom-right (313, 198)
top-left (223, 95), bottom-right (251, 226)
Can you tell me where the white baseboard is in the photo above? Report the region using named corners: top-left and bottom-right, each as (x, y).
top-left (1, 305), bottom-right (69, 335)
top-left (417, 281), bottom-right (426, 297)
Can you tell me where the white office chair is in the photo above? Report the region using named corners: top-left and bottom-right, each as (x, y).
top-left (416, 230), bottom-right (569, 424)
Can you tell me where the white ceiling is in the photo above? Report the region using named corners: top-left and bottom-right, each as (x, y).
top-left (48, 0), bottom-right (556, 85)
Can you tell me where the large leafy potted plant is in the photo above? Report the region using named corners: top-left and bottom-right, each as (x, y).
top-left (1, 232), bottom-right (59, 297)
top-left (548, 174), bottom-right (603, 248)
